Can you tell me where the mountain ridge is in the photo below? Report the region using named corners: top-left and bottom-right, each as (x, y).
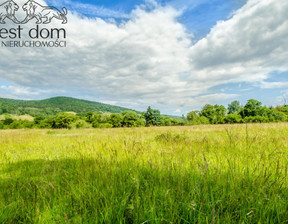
top-left (0, 96), bottom-right (135, 116)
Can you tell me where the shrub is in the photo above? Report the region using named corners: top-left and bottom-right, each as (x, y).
top-left (224, 114), bottom-right (243, 124)
top-left (99, 123), bottom-right (113, 128)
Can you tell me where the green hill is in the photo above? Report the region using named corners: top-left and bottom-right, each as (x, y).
top-left (0, 96), bottom-right (134, 117)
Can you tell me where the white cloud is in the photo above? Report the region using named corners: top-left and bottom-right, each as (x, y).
top-left (0, 85), bottom-right (53, 98)
top-left (0, 0), bottom-right (288, 114)
top-left (258, 82), bottom-right (288, 89)
top-left (188, 0), bottom-right (288, 86)
top-left (175, 109), bottom-right (181, 113)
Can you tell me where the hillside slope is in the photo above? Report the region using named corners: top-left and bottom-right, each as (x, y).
top-left (0, 97), bottom-right (133, 116)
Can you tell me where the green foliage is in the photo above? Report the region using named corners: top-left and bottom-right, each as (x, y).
top-left (200, 104), bottom-right (227, 124)
top-left (199, 116), bottom-right (210, 124)
top-left (0, 102), bottom-right (17, 114)
top-left (262, 107), bottom-right (287, 122)
top-left (85, 111), bottom-right (94, 123)
top-left (3, 117), bottom-right (14, 125)
top-left (0, 118), bottom-right (34, 129)
top-left (161, 116), bottom-right (172, 126)
top-left (50, 113), bottom-right (77, 129)
top-left (122, 111), bottom-right (141, 127)
top-left (144, 106), bottom-right (161, 126)
top-left (73, 120), bottom-right (91, 129)
top-left (91, 121), bottom-right (100, 128)
top-left (98, 123), bottom-right (113, 128)
top-left (34, 116), bottom-right (45, 124)
top-left (108, 113), bottom-right (123, 127)
top-left (187, 111), bottom-right (206, 125)
top-left (244, 116), bottom-right (269, 123)
top-left (228, 100), bottom-right (241, 114)
top-left (170, 118), bottom-right (186, 126)
top-left (135, 118), bottom-right (146, 127)
top-left (187, 111), bottom-right (200, 122)
top-left (0, 97), bottom-right (134, 117)
top-left (280, 105), bottom-right (288, 115)
top-left (38, 118), bottom-right (52, 128)
top-left (243, 99), bottom-right (263, 117)
top-left (224, 114), bottom-right (243, 124)
top-left (0, 97), bottom-right (287, 130)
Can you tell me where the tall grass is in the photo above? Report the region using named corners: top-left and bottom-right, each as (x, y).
top-left (0, 123), bottom-right (288, 223)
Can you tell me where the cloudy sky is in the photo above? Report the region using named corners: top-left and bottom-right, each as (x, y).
top-left (0, 0), bottom-right (287, 115)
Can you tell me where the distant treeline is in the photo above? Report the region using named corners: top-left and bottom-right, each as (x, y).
top-left (0, 99), bottom-right (287, 129)
top-left (0, 96), bottom-right (132, 116)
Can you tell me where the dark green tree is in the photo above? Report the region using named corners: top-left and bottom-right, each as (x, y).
top-left (122, 111), bottom-right (140, 127)
top-left (242, 99), bottom-right (263, 117)
top-left (200, 104), bottom-right (227, 124)
top-left (144, 106), bottom-right (161, 126)
top-left (161, 116), bottom-right (172, 126)
top-left (108, 113), bottom-right (123, 127)
top-left (50, 113), bottom-right (77, 129)
top-left (85, 111), bottom-right (94, 123)
top-left (228, 100), bottom-right (241, 114)
top-left (187, 111), bottom-right (201, 124)
top-left (224, 114), bottom-right (243, 123)
top-left (3, 117), bottom-right (14, 125)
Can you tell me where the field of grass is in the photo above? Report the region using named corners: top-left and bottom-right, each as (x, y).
top-left (1, 123), bottom-right (288, 223)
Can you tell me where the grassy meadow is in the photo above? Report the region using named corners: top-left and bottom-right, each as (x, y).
top-left (0, 123), bottom-right (288, 223)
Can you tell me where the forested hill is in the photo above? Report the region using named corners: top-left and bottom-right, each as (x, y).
top-left (0, 97), bottom-right (133, 116)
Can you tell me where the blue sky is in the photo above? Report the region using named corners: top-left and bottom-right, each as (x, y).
top-left (0, 0), bottom-right (288, 115)
top-left (47, 0), bottom-right (248, 40)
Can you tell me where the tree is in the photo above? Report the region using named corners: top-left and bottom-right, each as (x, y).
top-left (50, 113), bottom-right (77, 129)
top-left (279, 105), bottom-right (288, 115)
top-left (85, 111), bottom-right (94, 123)
top-left (108, 113), bottom-right (123, 127)
top-left (224, 114), bottom-right (243, 124)
top-left (144, 106), bottom-right (161, 126)
top-left (3, 117), bottom-right (14, 125)
top-left (261, 107), bottom-right (287, 122)
top-left (228, 100), bottom-right (241, 114)
top-left (34, 116), bottom-right (45, 125)
top-left (122, 111), bottom-right (140, 127)
top-left (200, 104), bottom-right (227, 124)
top-left (85, 111), bottom-right (102, 124)
top-left (187, 111), bottom-right (201, 124)
top-left (242, 99), bottom-right (263, 117)
top-left (161, 116), bottom-right (172, 126)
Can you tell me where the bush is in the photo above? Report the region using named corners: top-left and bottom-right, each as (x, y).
top-left (3, 118), bottom-right (14, 125)
top-left (8, 121), bottom-right (22, 129)
top-left (38, 119), bottom-right (52, 128)
top-left (135, 118), bottom-right (146, 127)
top-left (73, 119), bottom-right (91, 129)
top-left (92, 121), bottom-right (100, 128)
top-left (122, 111), bottom-right (140, 127)
top-left (224, 114), bottom-right (243, 124)
top-left (244, 116), bottom-right (269, 123)
top-left (98, 123), bottom-right (113, 128)
top-left (50, 113), bottom-right (77, 129)
top-left (199, 116), bottom-right (210, 124)
top-left (108, 113), bottom-right (123, 127)
top-left (161, 117), bottom-right (172, 126)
